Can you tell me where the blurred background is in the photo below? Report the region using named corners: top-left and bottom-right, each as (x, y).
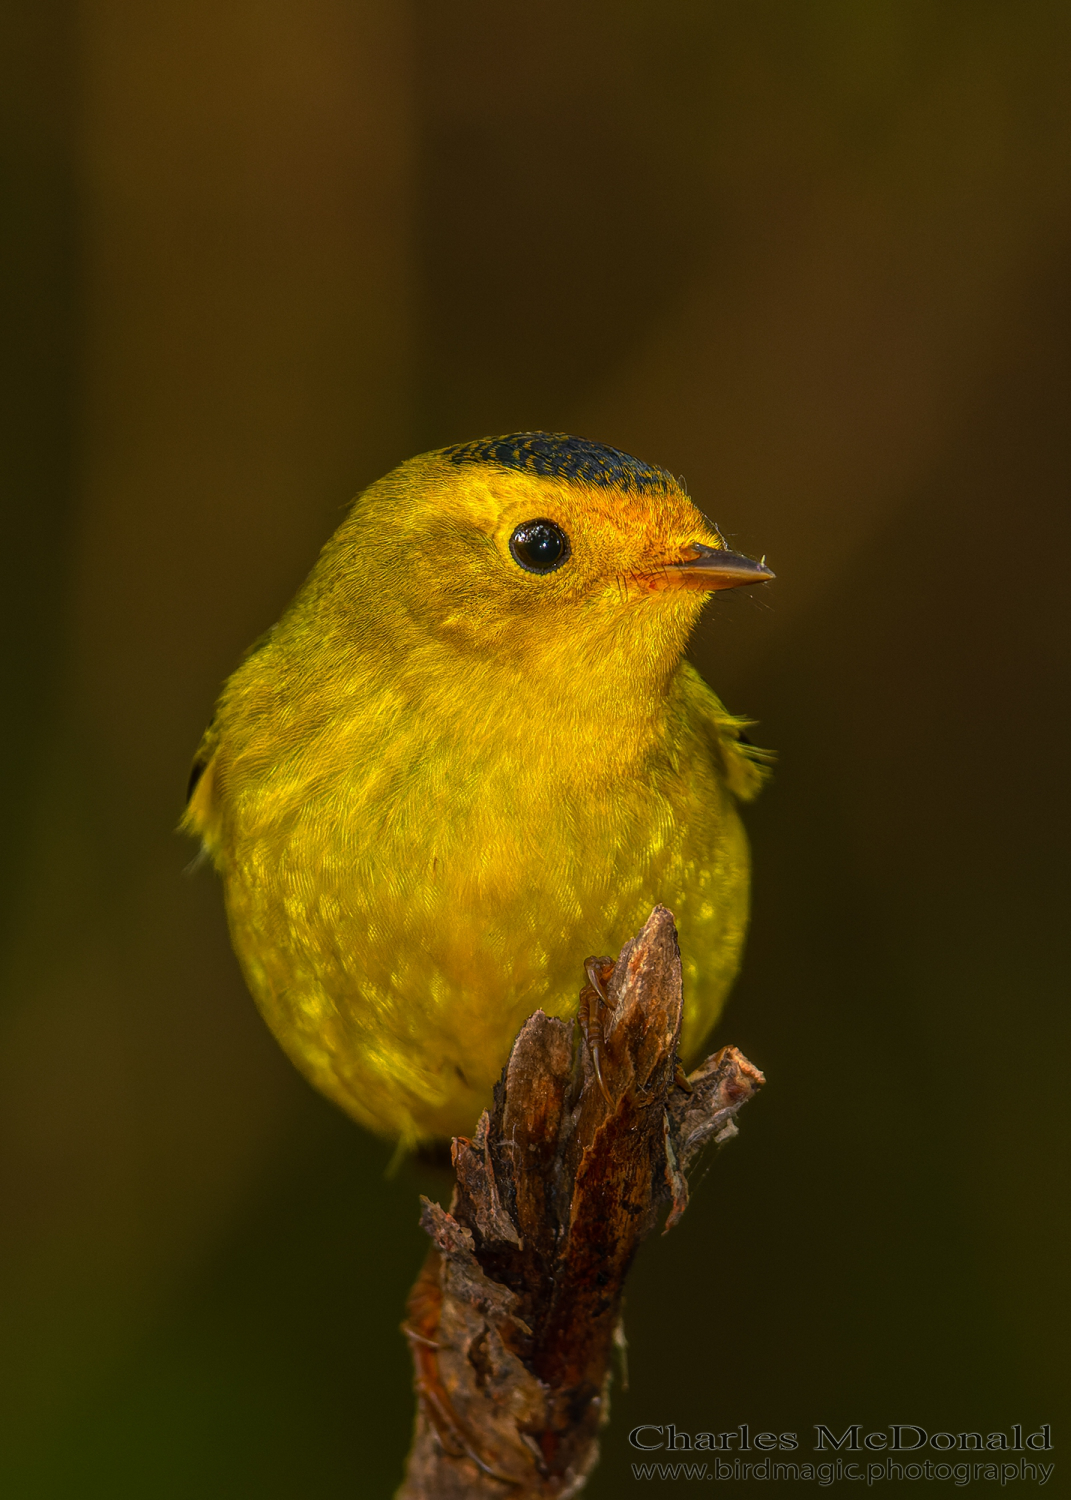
top-left (2, 1), bottom-right (1068, 1494)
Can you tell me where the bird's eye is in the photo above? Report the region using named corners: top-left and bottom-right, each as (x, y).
top-left (508, 519), bottom-right (570, 574)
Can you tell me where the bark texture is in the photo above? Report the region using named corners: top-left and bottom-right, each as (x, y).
top-left (398, 906), bottom-right (765, 1498)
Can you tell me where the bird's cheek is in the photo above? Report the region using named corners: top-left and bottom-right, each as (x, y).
top-left (617, 572), bottom-right (705, 610)
top-left (431, 612), bottom-right (500, 652)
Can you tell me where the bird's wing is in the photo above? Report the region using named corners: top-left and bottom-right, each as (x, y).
top-left (676, 662), bottom-right (773, 803)
top-left (181, 626), bottom-right (276, 852)
top-left (181, 719), bottom-right (222, 854)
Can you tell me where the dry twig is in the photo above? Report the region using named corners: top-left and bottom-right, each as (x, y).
top-left (397, 906), bottom-right (764, 1498)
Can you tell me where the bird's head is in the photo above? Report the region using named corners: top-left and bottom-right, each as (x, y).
top-left (310, 433), bottom-right (773, 693)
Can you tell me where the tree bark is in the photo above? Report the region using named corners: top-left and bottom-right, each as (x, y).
top-left (397, 905), bottom-right (765, 1498)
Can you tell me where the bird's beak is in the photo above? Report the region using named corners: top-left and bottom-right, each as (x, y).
top-left (638, 542), bottom-right (775, 593)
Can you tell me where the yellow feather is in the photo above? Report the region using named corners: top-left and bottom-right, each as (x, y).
top-left (184, 437), bottom-right (771, 1143)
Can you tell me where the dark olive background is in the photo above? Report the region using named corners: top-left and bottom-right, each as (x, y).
top-left (2, 3), bottom-right (1068, 1496)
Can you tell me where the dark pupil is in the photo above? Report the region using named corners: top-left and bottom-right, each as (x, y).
top-left (521, 527), bottom-right (561, 566)
top-left (510, 520), bottom-right (568, 573)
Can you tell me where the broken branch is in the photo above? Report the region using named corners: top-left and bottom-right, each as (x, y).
top-left (397, 906), bottom-right (765, 1499)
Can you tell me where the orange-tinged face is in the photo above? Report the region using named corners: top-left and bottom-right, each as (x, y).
top-left (469, 465), bottom-right (774, 601)
top-left (315, 440), bottom-right (773, 661)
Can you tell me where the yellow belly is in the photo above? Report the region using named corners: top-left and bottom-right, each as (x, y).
top-left (219, 738), bottom-right (751, 1143)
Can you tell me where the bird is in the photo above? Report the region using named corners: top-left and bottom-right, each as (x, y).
top-left (183, 432), bottom-right (774, 1145)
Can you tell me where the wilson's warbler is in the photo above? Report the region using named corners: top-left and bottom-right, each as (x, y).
top-left (184, 433), bottom-right (773, 1143)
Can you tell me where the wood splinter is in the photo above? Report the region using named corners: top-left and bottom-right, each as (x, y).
top-left (397, 905), bottom-right (765, 1499)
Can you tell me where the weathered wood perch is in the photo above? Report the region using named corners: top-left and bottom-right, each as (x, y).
top-left (397, 906), bottom-right (765, 1499)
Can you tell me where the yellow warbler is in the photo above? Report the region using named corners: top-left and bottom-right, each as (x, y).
top-left (184, 434), bottom-right (773, 1143)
